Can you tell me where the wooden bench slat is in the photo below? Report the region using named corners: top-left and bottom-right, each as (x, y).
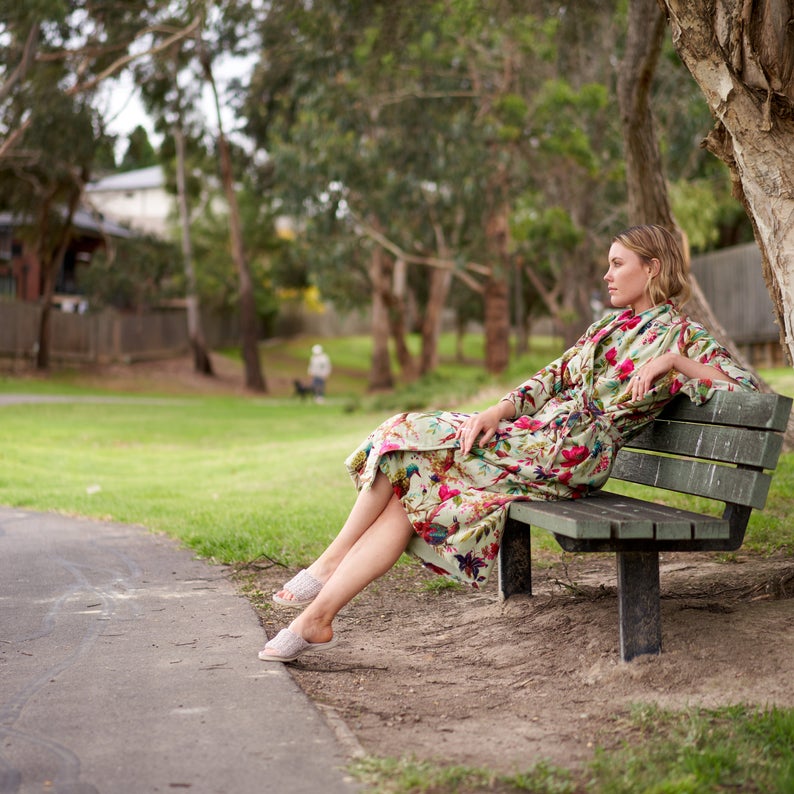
top-left (508, 499), bottom-right (612, 539)
top-left (658, 390), bottom-right (792, 431)
top-left (592, 494), bottom-right (697, 540)
top-left (611, 451), bottom-right (773, 509)
top-left (624, 421), bottom-right (783, 469)
top-left (510, 491), bottom-right (729, 542)
top-left (593, 492), bottom-right (729, 539)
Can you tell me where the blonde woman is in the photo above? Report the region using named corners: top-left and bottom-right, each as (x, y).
top-left (261, 225), bottom-right (757, 662)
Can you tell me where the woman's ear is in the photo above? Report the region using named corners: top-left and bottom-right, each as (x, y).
top-left (647, 258), bottom-right (661, 278)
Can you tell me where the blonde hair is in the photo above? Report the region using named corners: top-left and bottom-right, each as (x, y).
top-left (612, 224), bottom-right (691, 307)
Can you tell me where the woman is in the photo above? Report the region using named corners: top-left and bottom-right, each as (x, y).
top-left (260, 224), bottom-right (758, 662)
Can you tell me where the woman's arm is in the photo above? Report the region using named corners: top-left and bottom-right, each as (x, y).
top-left (630, 351), bottom-right (739, 401)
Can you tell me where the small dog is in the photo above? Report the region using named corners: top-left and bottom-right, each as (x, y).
top-left (293, 379), bottom-right (313, 400)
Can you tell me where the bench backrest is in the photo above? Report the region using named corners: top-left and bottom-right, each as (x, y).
top-left (611, 391), bottom-right (791, 514)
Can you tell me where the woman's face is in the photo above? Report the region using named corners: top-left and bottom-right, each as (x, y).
top-left (604, 242), bottom-right (657, 314)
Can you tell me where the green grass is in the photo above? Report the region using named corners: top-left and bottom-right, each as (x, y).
top-left (350, 756), bottom-right (574, 793)
top-left (585, 704), bottom-right (794, 794)
top-left (0, 397), bottom-right (381, 564)
top-left (350, 705), bottom-right (794, 793)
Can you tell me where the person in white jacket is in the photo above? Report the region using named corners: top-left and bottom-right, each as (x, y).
top-left (308, 344), bottom-right (332, 403)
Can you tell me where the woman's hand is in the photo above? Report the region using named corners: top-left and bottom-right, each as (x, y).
top-left (629, 353), bottom-right (675, 400)
top-left (456, 402), bottom-right (513, 455)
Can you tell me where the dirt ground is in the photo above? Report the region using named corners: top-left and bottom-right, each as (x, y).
top-left (249, 551), bottom-right (794, 775)
top-left (22, 353), bottom-right (794, 776)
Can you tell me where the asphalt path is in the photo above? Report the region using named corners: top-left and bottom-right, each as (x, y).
top-left (0, 507), bottom-right (360, 793)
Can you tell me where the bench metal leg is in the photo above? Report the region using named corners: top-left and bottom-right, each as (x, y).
top-left (616, 550), bottom-right (661, 661)
top-left (498, 517), bottom-right (532, 601)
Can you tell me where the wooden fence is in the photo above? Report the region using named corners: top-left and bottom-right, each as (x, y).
top-left (691, 243), bottom-right (785, 367)
top-left (0, 301), bottom-right (239, 365)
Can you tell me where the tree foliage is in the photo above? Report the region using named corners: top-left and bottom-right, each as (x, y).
top-left (1, 0), bottom-right (774, 383)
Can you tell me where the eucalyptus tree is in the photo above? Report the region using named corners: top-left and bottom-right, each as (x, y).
top-left (659, 0), bottom-right (794, 365)
top-left (133, 18), bottom-right (215, 377)
top-left (0, 82), bottom-right (96, 369)
top-left (248, 1), bottom-right (594, 379)
top-left (133, 0), bottom-right (270, 388)
top-left (0, 0), bottom-right (199, 369)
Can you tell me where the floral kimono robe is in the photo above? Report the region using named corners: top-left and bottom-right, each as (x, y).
top-left (345, 302), bottom-right (759, 587)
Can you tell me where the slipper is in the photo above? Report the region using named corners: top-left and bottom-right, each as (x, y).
top-left (258, 627), bottom-right (339, 663)
top-left (272, 569), bottom-right (323, 607)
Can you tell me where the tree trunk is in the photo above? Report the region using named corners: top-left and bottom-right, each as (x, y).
top-left (623, 0), bottom-right (793, 446)
top-left (388, 257), bottom-right (417, 379)
top-left (512, 258), bottom-right (528, 356)
top-left (36, 181), bottom-right (82, 370)
top-left (483, 277), bottom-right (510, 375)
top-left (201, 51), bottom-right (265, 392)
top-left (173, 117), bottom-right (213, 376)
top-left (483, 207), bottom-right (511, 374)
top-left (368, 244), bottom-right (394, 391)
top-left (618, 0), bottom-right (672, 223)
top-left (661, 0), bottom-right (794, 365)
top-left (420, 264), bottom-right (453, 376)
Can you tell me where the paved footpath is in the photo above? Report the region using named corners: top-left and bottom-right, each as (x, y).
top-left (0, 507), bottom-right (361, 794)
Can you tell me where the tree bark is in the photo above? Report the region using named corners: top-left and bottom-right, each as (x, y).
top-left (661, 0), bottom-right (794, 366)
top-left (420, 259), bottom-right (453, 376)
top-left (483, 276), bottom-right (510, 375)
top-left (200, 49), bottom-right (265, 392)
top-left (618, 0), bottom-right (673, 223)
top-left (173, 115), bottom-right (213, 376)
top-left (36, 178), bottom-right (83, 370)
top-left (483, 207), bottom-right (511, 375)
top-left (387, 257), bottom-right (417, 379)
top-left (368, 244), bottom-right (394, 391)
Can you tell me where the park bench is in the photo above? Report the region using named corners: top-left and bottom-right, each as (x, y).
top-left (498, 390), bottom-right (792, 662)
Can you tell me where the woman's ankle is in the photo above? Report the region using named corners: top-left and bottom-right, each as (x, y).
top-left (290, 616), bottom-right (334, 645)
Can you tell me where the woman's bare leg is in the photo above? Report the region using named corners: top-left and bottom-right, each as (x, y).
top-left (263, 493), bottom-right (414, 651)
top-left (274, 470), bottom-right (395, 601)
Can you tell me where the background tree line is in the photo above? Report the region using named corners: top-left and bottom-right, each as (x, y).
top-left (1, 0), bottom-right (790, 392)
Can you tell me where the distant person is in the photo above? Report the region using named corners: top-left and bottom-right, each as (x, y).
top-left (308, 344), bottom-right (332, 403)
top-left (260, 225), bottom-right (758, 663)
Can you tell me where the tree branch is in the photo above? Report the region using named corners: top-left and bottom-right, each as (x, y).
top-left (65, 17), bottom-right (202, 96)
top-left (348, 208), bottom-right (492, 278)
top-left (0, 22), bottom-right (40, 103)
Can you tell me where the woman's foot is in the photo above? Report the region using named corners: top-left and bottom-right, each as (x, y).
top-left (272, 569), bottom-right (324, 606)
top-left (258, 617), bottom-right (337, 662)
top-left (258, 627), bottom-right (339, 662)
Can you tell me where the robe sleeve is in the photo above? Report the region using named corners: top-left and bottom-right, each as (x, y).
top-left (672, 320), bottom-right (760, 405)
top-left (499, 322), bottom-right (598, 418)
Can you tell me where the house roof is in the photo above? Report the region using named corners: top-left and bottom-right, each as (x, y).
top-left (0, 209), bottom-right (132, 239)
top-left (86, 165), bottom-right (164, 193)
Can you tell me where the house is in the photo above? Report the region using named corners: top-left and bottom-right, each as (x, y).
top-left (0, 209), bottom-right (131, 305)
top-left (85, 165), bottom-right (172, 238)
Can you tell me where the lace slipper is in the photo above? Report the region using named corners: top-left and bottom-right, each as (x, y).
top-left (258, 627), bottom-right (339, 663)
top-left (272, 569), bottom-right (323, 607)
